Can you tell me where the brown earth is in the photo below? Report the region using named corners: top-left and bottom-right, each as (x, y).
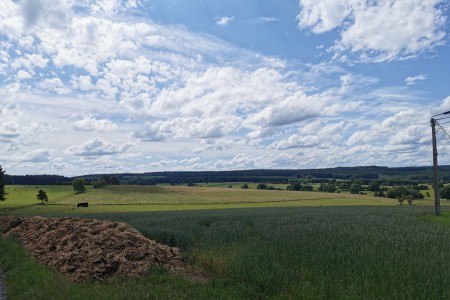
top-left (0, 215), bottom-right (185, 282)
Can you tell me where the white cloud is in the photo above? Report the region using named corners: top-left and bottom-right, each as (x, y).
top-left (22, 148), bottom-right (52, 162)
top-left (11, 54), bottom-right (49, 70)
top-left (66, 137), bottom-right (134, 156)
top-left (71, 75), bottom-right (94, 91)
top-left (38, 78), bottom-right (71, 94)
top-left (17, 70), bottom-right (32, 79)
top-left (298, 0), bottom-right (447, 62)
top-left (389, 125), bottom-right (429, 146)
top-left (215, 16), bottom-right (234, 26)
top-left (405, 74), bottom-right (427, 86)
top-left (73, 117), bottom-right (118, 132)
top-left (270, 134), bottom-right (320, 150)
top-left (0, 122), bottom-right (20, 139)
top-left (260, 17), bottom-right (278, 23)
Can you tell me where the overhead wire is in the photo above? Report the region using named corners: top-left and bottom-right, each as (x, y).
top-left (435, 120), bottom-right (450, 145)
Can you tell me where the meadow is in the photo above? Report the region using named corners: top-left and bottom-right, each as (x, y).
top-left (0, 185), bottom-right (449, 299)
top-left (0, 184), bottom-right (441, 215)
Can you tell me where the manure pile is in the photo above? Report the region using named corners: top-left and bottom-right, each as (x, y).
top-left (0, 216), bottom-right (184, 282)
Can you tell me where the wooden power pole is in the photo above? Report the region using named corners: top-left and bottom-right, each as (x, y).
top-left (430, 117), bottom-right (441, 215)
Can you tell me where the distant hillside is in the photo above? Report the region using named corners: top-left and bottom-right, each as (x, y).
top-left (4, 165), bottom-right (449, 186)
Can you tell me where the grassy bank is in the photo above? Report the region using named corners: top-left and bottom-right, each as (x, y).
top-left (1, 205), bottom-right (449, 299)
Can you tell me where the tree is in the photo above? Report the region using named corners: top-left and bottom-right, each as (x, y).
top-left (36, 189), bottom-right (48, 205)
top-left (257, 183), bottom-right (268, 190)
top-left (0, 165), bottom-right (6, 201)
top-left (369, 180), bottom-right (381, 192)
top-left (440, 185), bottom-right (450, 201)
top-left (349, 183), bottom-right (362, 194)
top-left (241, 184), bottom-right (249, 189)
top-left (73, 178), bottom-right (86, 194)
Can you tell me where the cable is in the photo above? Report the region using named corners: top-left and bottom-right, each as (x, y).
top-left (436, 121), bottom-right (450, 145)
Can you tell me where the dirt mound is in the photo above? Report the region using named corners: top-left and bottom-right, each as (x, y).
top-left (0, 216), bottom-right (184, 282)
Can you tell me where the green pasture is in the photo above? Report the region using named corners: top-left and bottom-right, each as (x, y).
top-left (2, 184), bottom-right (445, 216)
top-left (1, 206), bottom-right (449, 299)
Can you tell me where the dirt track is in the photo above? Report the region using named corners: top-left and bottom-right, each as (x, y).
top-left (0, 216), bottom-right (185, 282)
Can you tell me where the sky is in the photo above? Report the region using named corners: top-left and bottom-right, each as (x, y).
top-left (1, 0), bottom-right (450, 176)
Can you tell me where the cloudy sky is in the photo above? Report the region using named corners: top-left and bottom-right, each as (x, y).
top-left (1, 0), bottom-right (450, 176)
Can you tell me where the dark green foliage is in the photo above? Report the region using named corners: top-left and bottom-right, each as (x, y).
top-left (386, 187), bottom-right (423, 199)
top-left (286, 180), bottom-right (314, 191)
top-left (0, 165), bottom-right (6, 201)
top-left (241, 184), bottom-right (249, 189)
top-left (36, 189), bottom-right (48, 205)
top-left (374, 191), bottom-right (386, 197)
top-left (318, 183), bottom-right (336, 193)
top-left (441, 185), bottom-right (450, 201)
top-left (257, 183), bottom-right (268, 190)
top-left (406, 195), bottom-right (414, 205)
top-left (349, 182), bottom-right (363, 194)
top-left (369, 180), bottom-right (381, 192)
top-left (93, 179), bottom-right (108, 189)
top-left (412, 184), bottom-right (429, 190)
top-left (72, 178), bottom-right (86, 194)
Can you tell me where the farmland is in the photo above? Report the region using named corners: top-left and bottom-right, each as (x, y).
top-left (0, 184), bottom-right (442, 215)
top-left (0, 185), bottom-right (450, 299)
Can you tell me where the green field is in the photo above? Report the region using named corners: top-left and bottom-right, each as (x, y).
top-left (1, 184), bottom-right (445, 215)
top-left (1, 185), bottom-right (450, 299)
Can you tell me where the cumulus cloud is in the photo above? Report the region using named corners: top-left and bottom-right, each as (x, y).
top-left (38, 78), bottom-right (71, 94)
top-left (66, 138), bottom-right (134, 156)
top-left (131, 122), bottom-right (165, 142)
top-left (389, 125), bottom-right (429, 146)
top-left (73, 117), bottom-right (118, 132)
top-left (298, 0), bottom-right (447, 62)
top-left (215, 16), bottom-right (234, 26)
top-left (17, 70), bottom-right (32, 79)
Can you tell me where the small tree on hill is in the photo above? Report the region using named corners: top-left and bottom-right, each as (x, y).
top-left (73, 178), bottom-right (86, 194)
top-left (36, 189), bottom-right (48, 205)
top-left (0, 165), bottom-right (7, 201)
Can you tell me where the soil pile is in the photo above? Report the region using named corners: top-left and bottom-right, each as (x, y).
top-left (0, 216), bottom-right (184, 282)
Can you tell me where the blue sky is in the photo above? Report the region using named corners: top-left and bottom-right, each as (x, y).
top-left (1, 0), bottom-right (450, 176)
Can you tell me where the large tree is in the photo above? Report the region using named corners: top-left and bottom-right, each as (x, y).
top-left (72, 178), bottom-right (86, 194)
top-left (0, 165), bottom-right (6, 201)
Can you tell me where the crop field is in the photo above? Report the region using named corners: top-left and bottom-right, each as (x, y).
top-left (0, 205), bottom-right (449, 299)
top-left (1, 185), bottom-right (450, 299)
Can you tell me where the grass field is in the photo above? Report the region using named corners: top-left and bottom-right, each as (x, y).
top-left (1, 185), bottom-right (450, 299)
top-left (0, 206), bottom-right (449, 299)
top-left (1, 184), bottom-right (445, 215)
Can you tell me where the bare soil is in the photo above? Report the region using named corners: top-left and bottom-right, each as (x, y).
top-left (0, 215), bottom-right (185, 282)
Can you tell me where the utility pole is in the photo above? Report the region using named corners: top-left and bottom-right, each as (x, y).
top-left (430, 117), bottom-right (441, 215)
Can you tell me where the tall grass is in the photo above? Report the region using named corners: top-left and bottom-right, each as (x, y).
top-left (0, 205), bottom-right (443, 299)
